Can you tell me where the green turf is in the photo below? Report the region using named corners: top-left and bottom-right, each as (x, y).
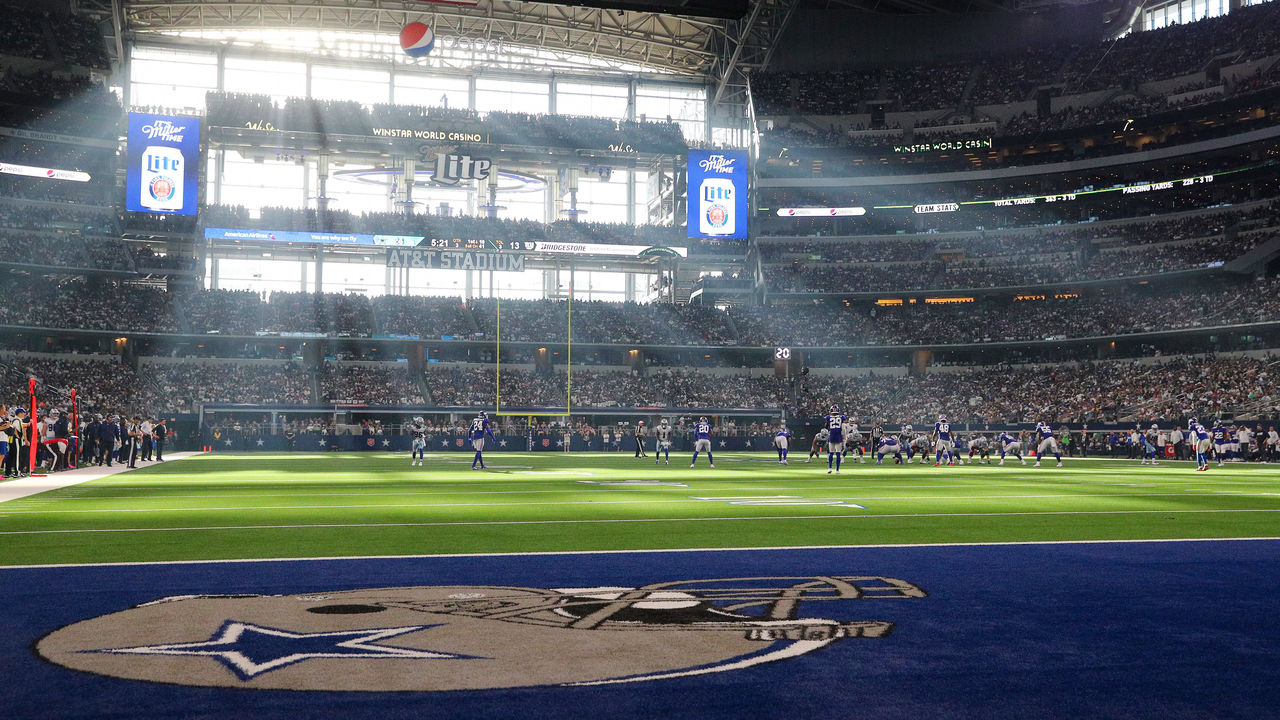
top-left (1, 451), bottom-right (1278, 565)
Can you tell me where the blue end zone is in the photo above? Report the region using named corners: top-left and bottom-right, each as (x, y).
top-left (3, 540), bottom-right (1279, 719)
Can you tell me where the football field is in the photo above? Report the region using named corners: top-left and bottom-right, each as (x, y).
top-left (5, 452), bottom-right (1280, 719)
top-left (2, 451), bottom-right (1278, 566)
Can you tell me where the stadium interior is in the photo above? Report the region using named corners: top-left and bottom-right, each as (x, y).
top-left (2, 0), bottom-right (1280, 716)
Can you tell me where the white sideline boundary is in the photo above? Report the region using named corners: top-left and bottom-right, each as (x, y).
top-left (0, 452), bottom-right (202, 505)
top-left (1, 535), bottom-right (1278, 571)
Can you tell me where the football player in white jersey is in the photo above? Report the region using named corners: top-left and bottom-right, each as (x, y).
top-left (909, 431), bottom-right (931, 464)
top-left (774, 422), bottom-right (792, 464)
top-left (409, 416), bottom-right (428, 466)
top-left (654, 418), bottom-right (673, 465)
top-left (807, 427), bottom-right (829, 462)
top-left (843, 419), bottom-right (864, 463)
top-left (1140, 424), bottom-right (1160, 466)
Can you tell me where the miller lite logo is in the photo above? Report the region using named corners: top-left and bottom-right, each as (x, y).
top-left (698, 154), bottom-right (736, 174)
top-left (698, 179), bottom-right (735, 236)
top-left (432, 153), bottom-right (492, 186)
top-left (140, 147), bottom-right (184, 212)
top-left (140, 120), bottom-right (186, 143)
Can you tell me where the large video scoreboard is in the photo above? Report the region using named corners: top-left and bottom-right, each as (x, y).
top-left (125, 112), bottom-right (202, 216)
top-left (688, 149), bottom-right (748, 241)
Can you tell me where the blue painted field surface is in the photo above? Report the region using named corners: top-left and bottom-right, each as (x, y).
top-left (2, 540), bottom-right (1277, 719)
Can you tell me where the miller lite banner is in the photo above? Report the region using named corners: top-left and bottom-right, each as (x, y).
top-left (687, 149), bottom-right (747, 240)
top-left (126, 112), bottom-right (201, 216)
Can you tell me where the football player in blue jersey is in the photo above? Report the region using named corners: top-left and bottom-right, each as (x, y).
top-left (1032, 421), bottom-right (1063, 467)
top-left (469, 411), bottom-right (497, 470)
top-left (875, 435), bottom-right (904, 465)
top-left (824, 405), bottom-right (847, 474)
top-left (996, 430), bottom-right (1026, 466)
top-left (690, 416), bottom-right (715, 468)
top-left (1211, 419), bottom-right (1228, 467)
top-left (1188, 417), bottom-right (1211, 471)
top-left (774, 422), bottom-right (792, 465)
top-left (933, 415), bottom-right (954, 467)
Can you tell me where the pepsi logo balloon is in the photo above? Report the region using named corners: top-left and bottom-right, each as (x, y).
top-left (400, 22), bottom-right (435, 58)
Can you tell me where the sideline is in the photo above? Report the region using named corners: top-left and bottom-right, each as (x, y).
top-left (0, 452), bottom-right (202, 504)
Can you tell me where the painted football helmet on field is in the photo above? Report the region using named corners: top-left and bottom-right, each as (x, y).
top-left (37, 576), bottom-right (926, 692)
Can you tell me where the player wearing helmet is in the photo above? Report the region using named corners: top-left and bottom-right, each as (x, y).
top-left (654, 418), bottom-right (673, 465)
top-left (1187, 418), bottom-right (1210, 471)
top-left (824, 405), bottom-right (847, 474)
top-left (470, 411), bottom-right (496, 470)
top-left (1032, 421), bottom-right (1063, 468)
top-left (690, 417), bottom-right (715, 468)
top-left (1140, 423), bottom-right (1160, 466)
top-left (933, 414), bottom-right (954, 467)
top-left (774, 422), bottom-right (791, 464)
top-left (410, 416), bottom-right (428, 466)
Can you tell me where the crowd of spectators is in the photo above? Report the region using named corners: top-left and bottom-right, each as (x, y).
top-left (766, 232), bottom-right (1267, 294)
top-left (0, 269), bottom-right (1275, 349)
top-left (320, 363), bottom-right (424, 406)
top-left (135, 361), bottom-right (314, 410)
top-left (781, 354), bottom-right (1280, 426)
top-left (204, 92), bottom-right (686, 153)
top-left (738, 276), bottom-right (1280, 347)
top-left (0, 8), bottom-right (108, 69)
top-left (469, 298), bottom-right (736, 346)
top-left (0, 231), bottom-right (133, 272)
top-left (0, 277), bottom-right (178, 333)
top-left (372, 295), bottom-right (473, 338)
top-left (753, 2), bottom-right (1280, 116)
top-left (759, 165), bottom-right (1280, 238)
top-left (0, 74), bottom-right (121, 140)
top-left (410, 355), bottom-right (1279, 425)
top-left (2, 348), bottom-right (1275, 427)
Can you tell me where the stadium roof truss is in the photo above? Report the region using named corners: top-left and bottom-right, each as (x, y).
top-left (100, 0), bottom-right (728, 76)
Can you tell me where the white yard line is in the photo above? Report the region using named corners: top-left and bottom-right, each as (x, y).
top-left (4, 535), bottom-right (1280, 570)
top-left (3, 506), bottom-right (1280, 537)
top-left (0, 453), bottom-right (202, 505)
top-left (7, 484), bottom-right (1280, 512)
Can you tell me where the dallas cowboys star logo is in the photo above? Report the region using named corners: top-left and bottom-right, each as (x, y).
top-left (224, 439), bottom-right (233, 447)
top-left (499, 439), bottom-right (507, 447)
top-left (441, 439), bottom-right (450, 447)
top-left (719, 440), bottom-right (727, 447)
top-left (382, 439), bottom-right (391, 447)
top-left (256, 439), bottom-right (265, 446)
top-left (318, 439), bottom-right (327, 447)
top-left (88, 621), bottom-right (477, 680)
